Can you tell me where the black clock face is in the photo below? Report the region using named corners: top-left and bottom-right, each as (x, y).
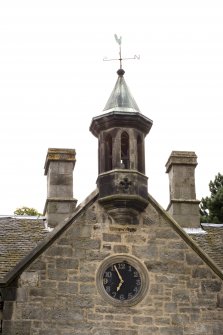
top-left (102, 261), bottom-right (142, 301)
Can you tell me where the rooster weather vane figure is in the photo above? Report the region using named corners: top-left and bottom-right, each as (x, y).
top-left (103, 34), bottom-right (140, 69)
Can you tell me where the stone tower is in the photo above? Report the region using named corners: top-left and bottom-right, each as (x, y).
top-left (90, 68), bottom-right (153, 224)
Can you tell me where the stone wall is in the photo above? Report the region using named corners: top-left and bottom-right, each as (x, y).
top-left (2, 200), bottom-right (223, 335)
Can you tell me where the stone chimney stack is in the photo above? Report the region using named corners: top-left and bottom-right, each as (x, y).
top-left (43, 148), bottom-right (77, 228)
top-left (165, 151), bottom-right (200, 228)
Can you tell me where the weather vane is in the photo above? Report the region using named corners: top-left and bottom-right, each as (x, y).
top-left (103, 34), bottom-right (140, 69)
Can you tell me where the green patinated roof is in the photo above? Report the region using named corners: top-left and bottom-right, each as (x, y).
top-left (103, 69), bottom-right (140, 113)
top-left (0, 216), bottom-right (48, 281)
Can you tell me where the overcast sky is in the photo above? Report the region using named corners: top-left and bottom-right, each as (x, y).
top-left (0, 1), bottom-right (223, 215)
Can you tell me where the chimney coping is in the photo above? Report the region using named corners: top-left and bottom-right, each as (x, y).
top-left (44, 148), bottom-right (76, 175)
top-left (165, 151), bottom-right (197, 173)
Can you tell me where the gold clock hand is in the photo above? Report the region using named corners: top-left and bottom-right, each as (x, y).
top-left (114, 265), bottom-right (124, 282)
top-left (117, 281), bottom-right (123, 291)
top-left (114, 265), bottom-right (124, 291)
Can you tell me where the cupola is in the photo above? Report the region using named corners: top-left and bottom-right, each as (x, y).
top-left (90, 69), bottom-right (153, 224)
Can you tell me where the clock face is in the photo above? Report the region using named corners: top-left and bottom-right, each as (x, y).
top-left (97, 255), bottom-right (148, 306)
top-left (102, 261), bottom-right (142, 301)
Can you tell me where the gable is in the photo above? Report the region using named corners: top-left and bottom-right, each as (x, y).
top-left (1, 193), bottom-right (223, 335)
top-left (1, 190), bottom-right (222, 286)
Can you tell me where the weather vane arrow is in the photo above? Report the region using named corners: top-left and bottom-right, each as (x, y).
top-left (103, 34), bottom-right (140, 69)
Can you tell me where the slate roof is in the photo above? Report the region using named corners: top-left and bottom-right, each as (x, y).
top-left (187, 223), bottom-right (223, 272)
top-left (0, 190), bottom-right (98, 285)
top-left (0, 216), bottom-right (48, 281)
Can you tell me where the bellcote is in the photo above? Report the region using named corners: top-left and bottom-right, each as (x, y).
top-left (90, 69), bottom-right (153, 174)
top-left (90, 69), bottom-right (153, 224)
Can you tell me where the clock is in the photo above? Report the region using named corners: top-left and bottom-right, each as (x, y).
top-left (97, 255), bottom-right (149, 306)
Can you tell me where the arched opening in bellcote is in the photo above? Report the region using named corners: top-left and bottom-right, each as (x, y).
top-left (102, 130), bottom-right (145, 173)
top-left (105, 134), bottom-right (112, 171)
top-left (103, 130), bottom-right (130, 172)
top-left (137, 134), bottom-right (144, 173)
top-left (121, 131), bottom-right (130, 169)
